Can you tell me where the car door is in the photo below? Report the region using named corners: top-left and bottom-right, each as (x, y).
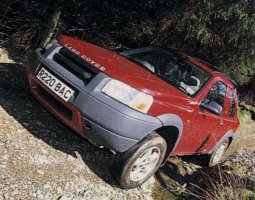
top-left (222, 87), bottom-right (239, 133)
top-left (190, 81), bottom-right (230, 154)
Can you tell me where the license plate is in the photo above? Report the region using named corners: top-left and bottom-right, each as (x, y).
top-left (36, 67), bottom-right (74, 102)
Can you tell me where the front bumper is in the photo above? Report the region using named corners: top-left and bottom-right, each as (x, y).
top-left (27, 45), bottom-right (163, 152)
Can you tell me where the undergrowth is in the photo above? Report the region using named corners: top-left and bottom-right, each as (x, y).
top-left (238, 102), bottom-right (255, 120)
top-left (184, 166), bottom-right (255, 200)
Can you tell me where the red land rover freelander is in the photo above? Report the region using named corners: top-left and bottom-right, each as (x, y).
top-left (27, 35), bottom-right (239, 189)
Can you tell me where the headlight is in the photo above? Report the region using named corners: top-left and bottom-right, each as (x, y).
top-left (102, 80), bottom-right (153, 113)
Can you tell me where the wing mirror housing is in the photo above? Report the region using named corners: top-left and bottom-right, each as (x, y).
top-left (200, 101), bottom-right (223, 115)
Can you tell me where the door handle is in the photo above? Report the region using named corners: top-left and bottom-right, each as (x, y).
top-left (220, 120), bottom-right (224, 125)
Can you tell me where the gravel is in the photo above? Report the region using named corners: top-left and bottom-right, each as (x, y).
top-left (0, 61), bottom-right (155, 199)
top-left (223, 146), bottom-right (255, 181)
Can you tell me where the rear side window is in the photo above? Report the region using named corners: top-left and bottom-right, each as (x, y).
top-left (202, 82), bottom-right (227, 108)
top-left (229, 89), bottom-right (236, 117)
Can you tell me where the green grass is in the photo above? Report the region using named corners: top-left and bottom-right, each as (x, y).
top-left (223, 186), bottom-right (254, 200)
top-left (238, 102), bottom-right (255, 120)
top-left (240, 102), bottom-right (255, 113)
top-left (231, 163), bottom-right (248, 178)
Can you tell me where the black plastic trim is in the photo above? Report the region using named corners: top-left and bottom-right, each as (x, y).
top-left (53, 47), bottom-right (99, 84)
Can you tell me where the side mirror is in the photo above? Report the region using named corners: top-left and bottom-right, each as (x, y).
top-left (200, 101), bottom-right (223, 115)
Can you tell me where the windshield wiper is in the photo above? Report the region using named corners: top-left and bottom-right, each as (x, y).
top-left (158, 75), bottom-right (190, 95)
top-left (125, 56), bottom-right (155, 73)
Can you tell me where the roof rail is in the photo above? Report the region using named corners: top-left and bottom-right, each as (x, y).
top-left (193, 56), bottom-right (237, 87)
top-left (222, 72), bottom-right (237, 88)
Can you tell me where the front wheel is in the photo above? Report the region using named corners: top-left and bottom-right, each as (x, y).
top-left (111, 132), bottom-right (167, 189)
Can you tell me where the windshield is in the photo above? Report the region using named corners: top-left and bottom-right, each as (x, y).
top-left (120, 47), bottom-right (211, 96)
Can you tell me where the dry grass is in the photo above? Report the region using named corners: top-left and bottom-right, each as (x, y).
top-left (184, 165), bottom-right (255, 200)
top-left (223, 106), bottom-right (255, 158)
top-left (184, 106), bottom-right (255, 200)
top-left (153, 105), bottom-right (255, 200)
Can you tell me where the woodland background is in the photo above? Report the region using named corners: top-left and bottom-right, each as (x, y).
top-left (1, 0), bottom-right (255, 102)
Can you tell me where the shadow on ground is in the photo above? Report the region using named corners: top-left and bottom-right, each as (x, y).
top-left (0, 63), bottom-right (116, 186)
top-left (1, 63), bottom-right (254, 200)
top-left (154, 157), bottom-right (202, 200)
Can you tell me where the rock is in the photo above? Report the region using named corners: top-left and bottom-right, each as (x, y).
top-left (67, 155), bottom-right (75, 161)
top-left (57, 187), bottom-right (63, 194)
top-left (43, 183), bottom-right (51, 190)
top-left (59, 196), bottom-right (73, 200)
top-left (224, 146), bottom-right (255, 181)
top-left (2, 155), bottom-right (8, 160)
top-left (37, 194), bottom-right (44, 199)
top-left (72, 169), bottom-right (78, 174)
top-left (17, 129), bottom-right (24, 134)
top-left (11, 189), bottom-right (21, 196)
top-left (41, 149), bottom-right (48, 155)
top-left (64, 182), bottom-right (70, 190)
top-left (22, 122), bottom-right (29, 126)
top-left (3, 193), bottom-right (9, 199)
top-left (0, 192), bottom-right (3, 200)
top-left (36, 170), bottom-right (44, 175)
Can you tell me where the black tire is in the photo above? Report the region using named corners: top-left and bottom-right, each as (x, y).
top-left (208, 139), bottom-right (229, 167)
top-left (111, 132), bottom-right (167, 189)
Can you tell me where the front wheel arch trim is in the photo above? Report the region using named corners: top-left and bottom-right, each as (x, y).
top-left (156, 114), bottom-right (183, 157)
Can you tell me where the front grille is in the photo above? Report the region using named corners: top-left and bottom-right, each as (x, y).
top-left (53, 47), bottom-right (99, 84)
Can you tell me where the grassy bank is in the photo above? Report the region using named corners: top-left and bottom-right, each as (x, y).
top-left (153, 104), bottom-right (255, 200)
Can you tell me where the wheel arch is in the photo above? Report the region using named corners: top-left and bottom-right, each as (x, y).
top-left (208, 130), bottom-right (236, 154)
top-left (155, 114), bottom-right (184, 161)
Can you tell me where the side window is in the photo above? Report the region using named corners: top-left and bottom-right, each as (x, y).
top-left (229, 89), bottom-right (236, 117)
top-left (202, 82), bottom-right (227, 108)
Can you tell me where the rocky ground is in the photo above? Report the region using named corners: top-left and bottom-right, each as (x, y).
top-left (0, 48), bottom-right (254, 200)
top-left (0, 50), bottom-right (155, 199)
top-left (224, 146), bottom-right (255, 181)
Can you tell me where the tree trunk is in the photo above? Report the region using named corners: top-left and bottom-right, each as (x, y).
top-left (39, 0), bottom-right (62, 47)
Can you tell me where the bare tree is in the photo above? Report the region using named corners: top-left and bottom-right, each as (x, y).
top-left (40, 0), bottom-right (63, 47)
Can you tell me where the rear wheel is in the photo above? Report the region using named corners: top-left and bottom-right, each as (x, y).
top-left (111, 132), bottom-right (167, 189)
top-left (208, 139), bottom-right (229, 167)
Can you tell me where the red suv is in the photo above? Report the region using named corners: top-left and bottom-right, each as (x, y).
top-left (27, 35), bottom-right (239, 189)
